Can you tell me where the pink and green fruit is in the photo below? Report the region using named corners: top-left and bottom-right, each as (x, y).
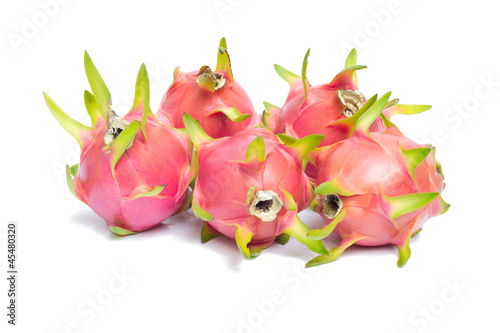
top-left (44, 52), bottom-right (196, 235)
top-left (157, 38), bottom-right (259, 138)
top-left (305, 92), bottom-right (449, 267)
top-left (183, 113), bottom-right (327, 258)
top-left (264, 49), bottom-right (431, 147)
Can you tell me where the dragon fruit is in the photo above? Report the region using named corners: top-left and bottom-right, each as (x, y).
top-left (44, 52), bottom-right (195, 235)
top-left (157, 38), bottom-right (259, 138)
top-left (182, 113), bottom-right (327, 258)
top-left (305, 92), bottom-right (450, 267)
top-left (263, 49), bottom-right (431, 147)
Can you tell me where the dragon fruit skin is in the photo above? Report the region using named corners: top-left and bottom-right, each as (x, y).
top-left (306, 93), bottom-right (450, 267)
top-left (157, 38), bottom-right (259, 138)
top-left (263, 49), bottom-right (431, 147)
top-left (183, 114), bottom-right (327, 258)
top-left (44, 52), bottom-right (195, 235)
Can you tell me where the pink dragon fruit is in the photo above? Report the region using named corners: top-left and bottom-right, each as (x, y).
top-left (263, 49), bottom-right (431, 147)
top-left (305, 92), bottom-right (449, 267)
top-left (157, 38), bottom-right (259, 138)
top-left (182, 113), bottom-right (327, 258)
top-left (44, 52), bottom-right (195, 235)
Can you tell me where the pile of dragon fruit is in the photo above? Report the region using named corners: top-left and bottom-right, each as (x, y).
top-left (44, 38), bottom-right (449, 267)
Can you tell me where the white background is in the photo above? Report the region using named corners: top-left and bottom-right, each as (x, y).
top-left (1, 0), bottom-right (499, 332)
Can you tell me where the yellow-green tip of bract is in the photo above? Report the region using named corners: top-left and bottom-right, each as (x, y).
top-left (326, 48), bottom-right (366, 88)
top-left (276, 133), bottom-right (297, 145)
top-left (209, 107), bottom-right (249, 122)
top-left (301, 48), bottom-right (311, 99)
top-left (438, 196), bottom-right (451, 215)
top-left (305, 236), bottom-right (366, 268)
top-left (83, 90), bottom-right (103, 126)
top-left (105, 120), bottom-right (141, 178)
top-left (280, 189), bottom-right (297, 211)
top-left (307, 210), bottom-right (346, 240)
top-left (276, 133), bottom-right (324, 161)
top-left (182, 113), bottom-right (213, 151)
top-left (192, 201), bottom-right (214, 221)
top-left (274, 64), bottom-right (301, 88)
top-left (281, 214), bottom-right (329, 256)
top-left (399, 146), bottom-right (431, 180)
top-left (353, 92), bottom-right (391, 135)
top-left (262, 101), bottom-right (279, 126)
top-left (397, 243), bottom-right (412, 268)
top-left (43, 92), bottom-right (93, 150)
top-left (65, 164), bottom-right (80, 200)
top-left (132, 63), bottom-right (153, 140)
top-left (215, 37), bottom-right (234, 83)
top-left (315, 179), bottom-right (352, 196)
top-left (345, 48), bottom-right (358, 67)
top-left (287, 134), bottom-right (325, 161)
top-left (201, 221), bottom-right (223, 243)
top-left (245, 136), bottom-right (266, 163)
top-left (385, 104), bottom-right (432, 119)
top-left (109, 226), bottom-right (137, 236)
top-left (132, 185), bottom-right (165, 200)
top-left (84, 51), bottom-right (111, 123)
top-left (235, 224), bottom-right (252, 259)
top-left (384, 192), bottom-right (439, 220)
